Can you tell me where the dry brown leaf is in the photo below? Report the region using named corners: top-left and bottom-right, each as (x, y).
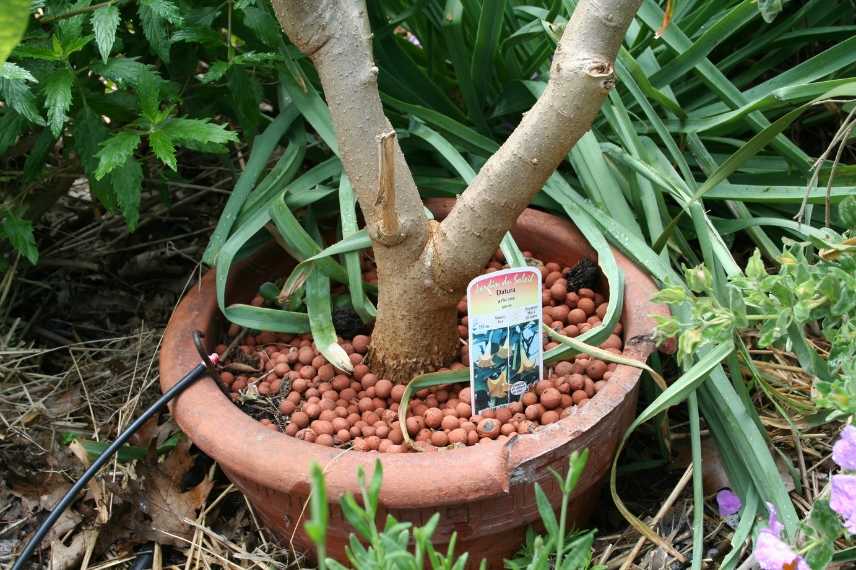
top-left (122, 439), bottom-right (214, 546)
top-left (49, 528), bottom-right (98, 570)
top-left (67, 440), bottom-right (109, 524)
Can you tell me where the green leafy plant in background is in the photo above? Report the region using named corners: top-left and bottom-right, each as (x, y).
top-left (1, 0), bottom-right (289, 265)
top-left (305, 451), bottom-right (598, 570)
top-left (653, 228), bottom-right (856, 417)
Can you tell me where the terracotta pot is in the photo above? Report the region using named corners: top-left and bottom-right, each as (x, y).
top-left (160, 199), bottom-right (667, 568)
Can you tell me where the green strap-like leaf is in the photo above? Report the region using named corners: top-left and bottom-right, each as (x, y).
top-left (216, 207), bottom-right (310, 333)
top-left (203, 107), bottom-right (297, 265)
top-left (338, 175), bottom-right (376, 322)
top-left (306, 263), bottom-right (354, 373)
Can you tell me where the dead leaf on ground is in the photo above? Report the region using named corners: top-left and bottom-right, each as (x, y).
top-left (49, 528), bottom-right (98, 570)
top-left (108, 438), bottom-right (213, 547)
top-left (67, 440), bottom-right (109, 525)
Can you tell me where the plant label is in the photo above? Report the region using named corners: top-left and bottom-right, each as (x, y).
top-left (466, 267), bottom-right (543, 415)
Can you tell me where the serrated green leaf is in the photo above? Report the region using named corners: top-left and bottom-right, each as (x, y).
top-left (95, 131), bottom-right (141, 179)
top-left (138, 0), bottom-right (182, 62)
top-left (0, 72), bottom-right (46, 125)
top-left (141, 0), bottom-right (183, 25)
top-left (11, 42), bottom-right (62, 61)
top-left (170, 26), bottom-right (221, 47)
top-left (1, 211), bottom-right (38, 264)
top-left (135, 70), bottom-right (161, 122)
top-left (60, 34), bottom-right (93, 58)
top-left (94, 57), bottom-right (160, 87)
top-left (55, 0), bottom-right (91, 44)
top-left (42, 68), bottom-right (74, 137)
top-left (0, 61), bottom-right (35, 82)
top-left (158, 117), bottom-right (238, 146)
top-left (149, 130), bottom-right (176, 170)
top-left (72, 107), bottom-right (115, 210)
top-left (0, 0), bottom-right (30, 65)
top-left (0, 111), bottom-right (27, 154)
top-left (200, 60), bottom-right (229, 83)
top-left (92, 5), bottom-right (120, 63)
top-left (110, 157), bottom-right (143, 230)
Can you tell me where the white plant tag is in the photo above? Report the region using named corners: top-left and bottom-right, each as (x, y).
top-left (466, 267), bottom-right (543, 415)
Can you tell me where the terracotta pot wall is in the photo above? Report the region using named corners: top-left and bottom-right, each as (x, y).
top-left (160, 200), bottom-right (668, 568)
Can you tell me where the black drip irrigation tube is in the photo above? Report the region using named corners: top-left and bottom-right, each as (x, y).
top-left (11, 331), bottom-right (221, 570)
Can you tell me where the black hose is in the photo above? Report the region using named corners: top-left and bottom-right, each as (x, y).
top-left (12, 360), bottom-right (212, 570)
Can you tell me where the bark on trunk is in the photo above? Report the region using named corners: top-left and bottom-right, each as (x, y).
top-left (368, 296), bottom-right (460, 383)
top-left (272, 0), bottom-right (642, 383)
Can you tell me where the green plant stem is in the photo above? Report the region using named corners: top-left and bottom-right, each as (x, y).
top-left (40, 0), bottom-right (115, 24)
top-left (554, 479), bottom-right (570, 570)
top-left (746, 314), bottom-right (778, 320)
top-left (227, 0), bottom-right (234, 63)
top-left (688, 392), bottom-right (704, 570)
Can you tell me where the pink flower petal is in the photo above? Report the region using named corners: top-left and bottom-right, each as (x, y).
top-left (833, 425), bottom-right (856, 470)
top-left (765, 502), bottom-right (784, 537)
top-left (754, 530), bottom-right (808, 570)
top-left (831, 474), bottom-right (856, 533)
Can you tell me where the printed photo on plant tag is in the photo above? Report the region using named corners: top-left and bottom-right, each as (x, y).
top-left (467, 267), bottom-right (543, 416)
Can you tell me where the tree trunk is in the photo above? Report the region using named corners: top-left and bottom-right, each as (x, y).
top-left (272, 0), bottom-right (642, 383)
top-left (368, 293), bottom-right (460, 383)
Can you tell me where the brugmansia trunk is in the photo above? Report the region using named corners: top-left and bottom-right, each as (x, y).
top-left (272, 0), bottom-right (643, 382)
top-left (367, 292), bottom-right (460, 384)
top-left (365, 229), bottom-right (465, 384)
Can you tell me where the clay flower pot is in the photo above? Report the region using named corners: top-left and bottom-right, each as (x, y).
top-left (160, 199), bottom-right (668, 567)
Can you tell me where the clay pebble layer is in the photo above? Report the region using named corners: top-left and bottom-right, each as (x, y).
top-left (216, 251), bottom-right (623, 453)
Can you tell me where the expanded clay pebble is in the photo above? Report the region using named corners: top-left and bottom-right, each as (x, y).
top-left (221, 252), bottom-right (623, 453)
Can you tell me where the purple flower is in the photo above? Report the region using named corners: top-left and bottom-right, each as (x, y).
top-left (754, 532), bottom-right (808, 570)
top-left (831, 474), bottom-right (856, 534)
top-left (716, 489), bottom-right (742, 517)
top-left (765, 502), bottom-right (784, 536)
top-left (753, 503), bottom-right (808, 570)
top-left (833, 425), bottom-right (856, 470)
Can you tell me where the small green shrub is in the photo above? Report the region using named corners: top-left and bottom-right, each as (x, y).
top-left (305, 450), bottom-right (598, 570)
top-left (652, 232), bottom-right (856, 416)
top-left (1, 0), bottom-right (288, 265)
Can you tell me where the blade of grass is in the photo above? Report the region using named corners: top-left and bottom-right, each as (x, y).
top-left (649, 0), bottom-right (757, 88)
top-left (203, 107), bottom-right (297, 265)
top-left (470, 0), bottom-right (506, 102)
top-left (269, 194), bottom-right (349, 284)
top-left (278, 62), bottom-right (339, 153)
top-left (216, 207), bottom-right (310, 332)
top-left (688, 392), bottom-right (703, 570)
top-left (306, 263), bottom-right (354, 373)
top-left (609, 341), bottom-right (734, 562)
top-left (719, 488), bottom-right (759, 570)
top-left (636, 0), bottom-right (811, 169)
top-left (338, 174), bottom-right (376, 322)
top-left (441, 0), bottom-right (489, 132)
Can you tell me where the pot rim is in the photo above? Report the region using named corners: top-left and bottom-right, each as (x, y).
top-left (159, 200), bottom-right (667, 509)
